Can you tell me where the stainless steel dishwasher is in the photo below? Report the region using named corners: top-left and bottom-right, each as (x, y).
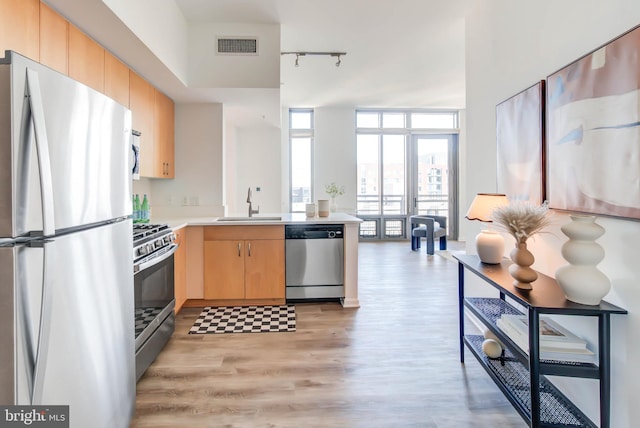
top-left (285, 224), bottom-right (344, 300)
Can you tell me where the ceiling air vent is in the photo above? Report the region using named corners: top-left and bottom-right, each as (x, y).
top-left (216, 37), bottom-right (258, 55)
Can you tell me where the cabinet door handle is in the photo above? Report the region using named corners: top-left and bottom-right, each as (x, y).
top-left (248, 242), bottom-right (251, 257)
top-left (237, 242), bottom-right (241, 257)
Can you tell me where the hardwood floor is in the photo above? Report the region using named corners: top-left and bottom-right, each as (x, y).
top-left (131, 241), bottom-right (525, 427)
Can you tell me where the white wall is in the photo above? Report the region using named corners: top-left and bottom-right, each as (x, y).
top-left (279, 107), bottom-right (358, 213)
top-left (230, 126), bottom-right (282, 215)
top-left (223, 119), bottom-right (236, 214)
top-left (465, 1), bottom-right (640, 426)
top-left (149, 103), bottom-right (224, 218)
top-left (313, 108), bottom-right (358, 214)
top-left (102, 0), bottom-right (189, 84)
top-left (188, 22), bottom-right (280, 89)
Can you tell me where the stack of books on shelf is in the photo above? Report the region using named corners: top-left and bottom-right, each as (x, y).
top-left (496, 314), bottom-right (596, 363)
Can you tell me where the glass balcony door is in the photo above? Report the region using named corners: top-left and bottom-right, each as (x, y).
top-left (410, 134), bottom-right (458, 239)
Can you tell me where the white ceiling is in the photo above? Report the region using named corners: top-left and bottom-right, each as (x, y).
top-left (45, 0), bottom-right (470, 128)
top-left (176, 0), bottom-right (470, 110)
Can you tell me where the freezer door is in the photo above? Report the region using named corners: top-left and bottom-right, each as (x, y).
top-left (0, 51), bottom-right (132, 238)
top-left (6, 221), bottom-right (135, 428)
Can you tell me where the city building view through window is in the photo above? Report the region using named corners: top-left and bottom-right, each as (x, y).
top-left (289, 109), bottom-right (313, 212)
top-left (288, 108), bottom-right (459, 239)
top-left (356, 110), bottom-right (459, 240)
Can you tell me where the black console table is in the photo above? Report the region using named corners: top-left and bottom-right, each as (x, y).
top-left (454, 254), bottom-right (626, 428)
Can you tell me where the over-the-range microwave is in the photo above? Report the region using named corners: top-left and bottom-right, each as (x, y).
top-left (132, 129), bottom-right (141, 180)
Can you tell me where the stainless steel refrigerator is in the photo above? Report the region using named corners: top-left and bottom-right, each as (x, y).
top-left (0, 51), bottom-right (135, 428)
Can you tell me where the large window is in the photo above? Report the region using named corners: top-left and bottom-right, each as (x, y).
top-left (356, 110), bottom-right (459, 240)
top-left (289, 109), bottom-right (314, 212)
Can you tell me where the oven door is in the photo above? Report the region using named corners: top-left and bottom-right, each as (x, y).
top-left (134, 244), bottom-right (177, 351)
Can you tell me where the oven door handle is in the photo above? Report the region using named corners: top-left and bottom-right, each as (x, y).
top-left (135, 243), bottom-right (178, 273)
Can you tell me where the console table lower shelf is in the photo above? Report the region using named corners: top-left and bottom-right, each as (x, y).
top-left (465, 335), bottom-right (595, 427)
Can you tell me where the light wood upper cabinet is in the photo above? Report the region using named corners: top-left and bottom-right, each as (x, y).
top-left (39, 2), bottom-right (67, 74)
top-left (130, 72), bottom-right (175, 179)
top-left (154, 89), bottom-right (175, 178)
top-left (104, 51), bottom-right (129, 108)
top-left (3, 2), bottom-right (178, 180)
top-left (68, 24), bottom-right (104, 93)
top-left (203, 226), bottom-right (285, 301)
top-left (129, 70), bottom-right (155, 177)
top-left (174, 227), bottom-right (188, 314)
top-left (0, 0), bottom-right (39, 61)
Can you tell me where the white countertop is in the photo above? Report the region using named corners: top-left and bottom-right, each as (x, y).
top-left (152, 212), bottom-right (363, 230)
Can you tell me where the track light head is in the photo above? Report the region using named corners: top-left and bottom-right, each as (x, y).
top-left (281, 51), bottom-right (346, 68)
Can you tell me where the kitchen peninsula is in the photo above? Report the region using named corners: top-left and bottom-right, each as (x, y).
top-left (160, 213), bottom-right (362, 311)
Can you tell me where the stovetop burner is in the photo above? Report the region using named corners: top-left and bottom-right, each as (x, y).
top-left (133, 224), bottom-right (171, 245)
top-left (133, 223), bottom-right (176, 265)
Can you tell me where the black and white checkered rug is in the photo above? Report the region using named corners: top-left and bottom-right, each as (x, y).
top-left (188, 305), bottom-right (296, 334)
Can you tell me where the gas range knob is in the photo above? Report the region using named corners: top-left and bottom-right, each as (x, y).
top-left (146, 243), bottom-right (155, 253)
top-left (163, 233), bottom-right (175, 244)
top-left (137, 246), bottom-right (148, 256)
top-left (154, 239), bottom-right (163, 248)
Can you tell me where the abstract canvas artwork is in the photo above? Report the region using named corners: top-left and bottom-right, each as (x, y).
top-left (546, 25), bottom-right (640, 219)
top-left (496, 81), bottom-right (545, 204)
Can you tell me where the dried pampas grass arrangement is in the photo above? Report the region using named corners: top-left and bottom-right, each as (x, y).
top-left (491, 201), bottom-right (551, 244)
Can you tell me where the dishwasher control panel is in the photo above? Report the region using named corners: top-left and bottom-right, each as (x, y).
top-left (285, 224), bottom-right (343, 239)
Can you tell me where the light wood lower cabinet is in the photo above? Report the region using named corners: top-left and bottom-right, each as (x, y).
top-left (203, 226), bottom-right (285, 303)
top-left (174, 227), bottom-right (188, 313)
top-left (244, 239), bottom-right (285, 299)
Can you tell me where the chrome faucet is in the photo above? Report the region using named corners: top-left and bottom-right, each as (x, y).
top-left (247, 187), bottom-right (259, 217)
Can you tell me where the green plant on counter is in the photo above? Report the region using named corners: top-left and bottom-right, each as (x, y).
top-left (325, 182), bottom-right (345, 198)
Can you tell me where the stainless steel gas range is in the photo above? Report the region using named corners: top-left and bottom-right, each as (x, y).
top-left (133, 224), bottom-right (177, 381)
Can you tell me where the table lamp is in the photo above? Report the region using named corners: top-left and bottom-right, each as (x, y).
top-left (465, 193), bottom-right (509, 264)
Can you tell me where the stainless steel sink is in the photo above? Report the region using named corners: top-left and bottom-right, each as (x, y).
top-left (215, 216), bottom-right (282, 222)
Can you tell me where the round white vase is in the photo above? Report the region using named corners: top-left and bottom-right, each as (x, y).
top-left (555, 215), bottom-right (610, 305)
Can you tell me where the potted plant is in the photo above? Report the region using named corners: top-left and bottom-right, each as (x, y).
top-left (325, 182), bottom-right (345, 212)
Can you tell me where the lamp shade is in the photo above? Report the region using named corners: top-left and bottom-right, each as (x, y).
top-left (465, 193), bottom-right (509, 222)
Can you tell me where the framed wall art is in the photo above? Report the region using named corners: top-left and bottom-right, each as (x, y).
top-left (546, 24), bottom-right (640, 220)
top-left (496, 81), bottom-right (545, 204)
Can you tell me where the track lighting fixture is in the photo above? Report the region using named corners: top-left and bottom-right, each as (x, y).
top-left (281, 51), bottom-right (347, 68)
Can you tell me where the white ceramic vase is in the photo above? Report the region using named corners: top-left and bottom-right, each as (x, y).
top-left (555, 215), bottom-right (610, 305)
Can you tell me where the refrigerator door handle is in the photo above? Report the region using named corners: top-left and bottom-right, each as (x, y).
top-left (30, 240), bottom-right (53, 404)
top-left (25, 69), bottom-right (56, 237)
